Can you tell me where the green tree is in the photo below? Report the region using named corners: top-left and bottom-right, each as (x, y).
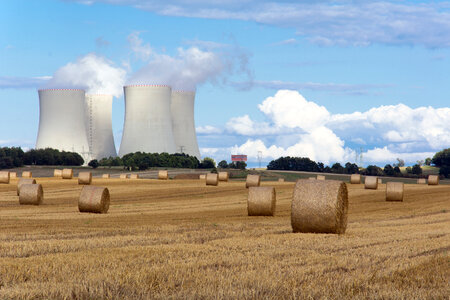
top-left (383, 164), bottom-right (395, 176)
top-left (424, 157), bottom-right (432, 166)
top-left (200, 157), bottom-right (216, 169)
top-left (88, 159), bottom-right (99, 169)
top-left (411, 164), bottom-right (422, 175)
top-left (218, 160), bottom-right (228, 168)
top-left (432, 148), bottom-right (450, 167)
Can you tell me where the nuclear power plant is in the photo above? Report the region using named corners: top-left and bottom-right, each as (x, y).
top-left (171, 90), bottom-right (201, 159)
top-left (36, 89), bottom-right (91, 162)
top-left (85, 94), bottom-right (117, 160)
top-left (119, 85), bottom-right (177, 156)
top-left (35, 84), bottom-right (202, 163)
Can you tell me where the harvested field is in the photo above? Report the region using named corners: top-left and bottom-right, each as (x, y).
top-left (0, 178), bottom-right (448, 299)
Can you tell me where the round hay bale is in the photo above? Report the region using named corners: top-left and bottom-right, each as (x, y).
top-left (364, 176), bottom-right (378, 190)
top-left (417, 178), bottom-right (426, 184)
top-left (53, 169), bottom-right (62, 177)
top-left (158, 170), bottom-right (168, 180)
top-left (102, 174), bottom-right (110, 179)
top-left (119, 174), bottom-right (129, 179)
top-left (199, 174), bottom-right (206, 180)
top-left (22, 171), bottom-right (32, 178)
top-left (291, 179), bottom-right (348, 234)
top-left (218, 172), bottom-right (229, 182)
top-left (0, 171), bottom-right (10, 184)
top-left (350, 174), bottom-right (361, 184)
top-left (19, 184), bottom-right (43, 205)
top-left (246, 174), bottom-right (261, 188)
top-left (278, 178), bottom-right (285, 182)
top-left (378, 178), bottom-right (383, 184)
top-left (78, 186), bottom-right (110, 214)
top-left (428, 175), bottom-right (439, 185)
top-left (206, 173), bottom-right (218, 186)
top-left (17, 178), bottom-right (36, 196)
top-left (316, 175), bottom-right (326, 180)
top-left (10, 172), bottom-right (17, 179)
top-left (386, 182), bottom-right (404, 202)
top-left (247, 186), bottom-right (276, 216)
top-left (78, 172), bottom-right (92, 185)
top-left (62, 169), bottom-right (73, 179)
top-left (130, 174), bottom-right (139, 179)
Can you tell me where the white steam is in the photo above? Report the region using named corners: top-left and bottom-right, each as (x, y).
top-left (44, 53), bottom-right (127, 97)
top-left (127, 32), bottom-right (250, 91)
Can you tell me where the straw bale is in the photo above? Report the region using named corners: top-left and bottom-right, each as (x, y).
top-left (78, 172), bottom-right (92, 185)
top-left (0, 171), bottom-right (10, 184)
top-left (278, 178), bottom-right (285, 182)
top-left (120, 174), bottom-right (129, 179)
top-left (78, 186), bottom-right (110, 214)
top-left (218, 172), bottom-right (229, 182)
top-left (417, 178), bottom-right (426, 184)
top-left (206, 173), bottom-right (218, 186)
top-left (19, 184), bottom-right (43, 205)
top-left (158, 170), bottom-right (168, 180)
top-left (22, 171), bottom-right (32, 178)
top-left (291, 179), bottom-right (348, 234)
top-left (247, 187), bottom-right (276, 216)
top-left (199, 174), bottom-right (206, 180)
top-left (316, 175), bottom-right (326, 180)
top-left (130, 174), bottom-right (140, 179)
top-left (386, 182), bottom-right (404, 202)
top-left (350, 174), bottom-right (361, 184)
top-left (246, 174), bottom-right (261, 188)
top-left (54, 169), bottom-right (62, 177)
top-left (62, 169), bottom-right (73, 179)
top-left (365, 176), bottom-right (378, 189)
top-left (17, 178), bottom-right (36, 195)
top-left (10, 172), bottom-right (17, 179)
top-left (102, 174), bottom-right (110, 179)
top-left (428, 175), bottom-right (439, 185)
top-left (378, 178), bottom-right (383, 184)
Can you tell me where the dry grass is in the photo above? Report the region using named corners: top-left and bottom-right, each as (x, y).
top-left (0, 178), bottom-right (449, 299)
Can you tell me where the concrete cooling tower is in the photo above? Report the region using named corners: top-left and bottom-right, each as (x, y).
top-left (171, 90), bottom-right (201, 160)
top-left (85, 94), bottom-right (117, 160)
top-left (36, 89), bottom-right (91, 162)
top-left (119, 85), bottom-right (177, 156)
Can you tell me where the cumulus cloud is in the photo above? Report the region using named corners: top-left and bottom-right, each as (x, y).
top-left (127, 32), bottom-right (251, 91)
top-left (44, 53), bottom-right (127, 97)
top-left (69, 0), bottom-right (450, 47)
top-left (221, 90), bottom-right (450, 165)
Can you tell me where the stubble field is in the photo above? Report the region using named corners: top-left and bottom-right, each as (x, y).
top-left (0, 177), bottom-right (449, 299)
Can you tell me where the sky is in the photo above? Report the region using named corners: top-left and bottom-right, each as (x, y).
top-left (1, 0), bottom-right (449, 167)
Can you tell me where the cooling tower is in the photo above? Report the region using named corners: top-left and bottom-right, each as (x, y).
top-left (36, 89), bottom-right (91, 162)
top-left (171, 90), bottom-right (201, 160)
top-left (119, 85), bottom-right (177, 156)
top-left (85, 94), bottom-right (117, 160)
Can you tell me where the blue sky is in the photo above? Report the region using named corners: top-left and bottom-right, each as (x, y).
top-left (1, 0), bottom-right (449, 167)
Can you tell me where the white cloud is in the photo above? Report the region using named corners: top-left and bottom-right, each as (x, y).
top-left (222, 90), bottom-right (450, 165)
top-left (127, 31), bottom-right (152, 61)
top-left (0, 76), bottom-right (51, 89)
top-left (45, 53), bottom-right (127, 97)
top-left (68, 1), bottom-right (450, 47)
top-left (233, 80), bottom-right (391, 95)
top-left (127, 32), bottom-right (250, 90)
top-left (257, 90), bottom-right (330, 132)
top-left (196, 125), bottom-right (222, 134)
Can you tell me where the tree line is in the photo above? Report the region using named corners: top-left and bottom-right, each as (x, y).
top-left (0, 147), bottom-right (84, 169)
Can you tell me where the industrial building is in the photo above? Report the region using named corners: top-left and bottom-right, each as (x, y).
top-left (36, 84), bottom-right (202, 163)
top-left (118, 85), bottom-right (177, 156)
top-left (85, 94), bottom-right (117, 160)
top-left (171, 90), bottom-right (201, 160)
top-left (36, 89), bottom-right (91, 162)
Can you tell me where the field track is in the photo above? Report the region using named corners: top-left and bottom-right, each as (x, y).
top-left (0, 178), bottom-right (449, 299)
